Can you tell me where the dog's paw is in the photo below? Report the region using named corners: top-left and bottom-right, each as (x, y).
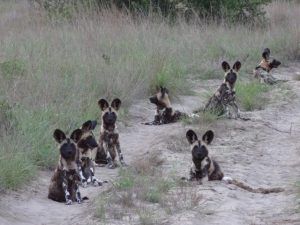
top-left (65, 199), bottom-right (72, 205)
top-left (76, 198), bottom-right (82, 204)
top-left (107, 163), bottom-right (115, 169)
top-left (81, 181), bottom-right (88, 188)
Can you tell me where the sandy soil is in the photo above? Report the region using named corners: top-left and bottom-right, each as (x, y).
top-left (0, 66), bottom-right (300, 225)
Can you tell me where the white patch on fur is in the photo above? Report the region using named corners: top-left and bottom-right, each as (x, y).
top-left (79, 171), bottom-right (85, 180)
top-left (222, 176), bottom-right (233, 182)
top-left (189, 113), bottom-right (200, 118)
top-left (201, 157), bottom-right (210, 170)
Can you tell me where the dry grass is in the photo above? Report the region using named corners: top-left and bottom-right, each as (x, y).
top-left (94, 151), bottom-right (202, 224)
top-left (0, 0), bottom-right (299, 189)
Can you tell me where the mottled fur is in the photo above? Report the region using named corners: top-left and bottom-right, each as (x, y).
top-left (48, 129), bottom-right (87, 205)
top-left (205, 61), bottom-right (241, 119)
top-left (253, 48), bottom-right (282, 85)
top-left (145, 87), bottom-right (187, 125)
top-left (77, 120), bottom-right (105, 187)
top-left (186, 130), bottom-right (223, 182)
top-left (95, 98), bottom-right (126, 169)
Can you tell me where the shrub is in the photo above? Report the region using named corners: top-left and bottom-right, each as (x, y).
top-left (31, 0), bottom-right (272, 24)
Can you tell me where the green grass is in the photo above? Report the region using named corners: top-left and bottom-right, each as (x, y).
top-left (0, 137), bottom-right (36, 191)
top-left (236, 81), bottom-right (270, 111)
top-left (0, 0), bottom-right (299, 190)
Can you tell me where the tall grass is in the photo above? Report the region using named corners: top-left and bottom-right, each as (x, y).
top-left (0, 0), bottom-right (299, 189)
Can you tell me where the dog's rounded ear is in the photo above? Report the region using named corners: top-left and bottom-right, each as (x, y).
top-left (53, 129), bottom-right (66, 144)
top-left (233, 61), bottom-right (241, 72)
top-left (98, 99), bottom-right (109, 111)
top-left (90, 120), bottom-right (97, 130)
top-left (164, 87), bottom-right (169, 94)
top-left (70, 129), bottom-right (83, 143)
top-left (81, 120), bottom-right (93, 131)
top-left (262, 48), bottom-right (271, 60)
top-left (202, 130), bottom-right (214, 145)
top-left (111, 98), bottom-right (122, 111)
top-left (222, 61), bottom-right (231, 72)
top-left (186, 130), bottom-right (198, 144)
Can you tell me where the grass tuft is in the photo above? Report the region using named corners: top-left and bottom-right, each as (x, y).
top-left (236, 81), bottom-right (270, 111)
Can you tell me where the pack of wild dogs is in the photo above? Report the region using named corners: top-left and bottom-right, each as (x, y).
top-left (48, 48), bottom-right (285, 205)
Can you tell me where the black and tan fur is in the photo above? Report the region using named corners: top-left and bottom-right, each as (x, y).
top-left (253, 48), bottom-right (282, 85)
top-left (184, 129), bottom-right (284, 194)
top-left (48, 129), bottom-right (87, 205)
top-left (95, 98), bottom-right (126, 169)
top-left (145, 87), bottom-right (187, 125)
top-left (186, 129), bottom-right (223, 182)
top-left (77, 120), bottom-right (105, 187)
top-left (205, 61), bottom-right (241, 119)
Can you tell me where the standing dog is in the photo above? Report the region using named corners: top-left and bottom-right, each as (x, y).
top-left (253, 48), bottom-right (281, 84)
top-left (205, 61), bottom-right (241, 118)
top-left (48, 129), bottom-right (87, 205)
top-left (95, 98), bottom-right (126, 169)
top-left (77, 120), bottom-right (104, 187)
top-left (185, 129), bottom-right (223, 182)
top-left (145, 86), bottom-right (187, 125)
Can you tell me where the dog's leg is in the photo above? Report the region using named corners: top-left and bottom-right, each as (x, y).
top-left (75, 182), bottom-right (82, 204)
top-left (77, 161), bottom-right (87, 188)
top-left (115, 137), bottom-right (126, 166)
top-left (89, 160), bottom-right (105, 186)
top-left (62, 170), bottom-right (72, 205)
top-left (104, 143), bottom-right (114, 169)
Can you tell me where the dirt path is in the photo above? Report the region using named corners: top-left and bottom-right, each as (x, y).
top-left (0, 66), bottom-right (300, 225)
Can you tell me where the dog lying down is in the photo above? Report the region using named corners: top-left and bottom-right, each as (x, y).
top-left (143, 87), bottom-right (188, 125)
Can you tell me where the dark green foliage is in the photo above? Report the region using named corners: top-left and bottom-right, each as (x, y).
top-left (188, 0), bottom-right (272, 24)
top-left (31, 0), bottom-right (272, 24)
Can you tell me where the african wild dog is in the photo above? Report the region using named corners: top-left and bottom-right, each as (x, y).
top-left (145, 86), bottom-right (187, 125)
top-left (184, 130), bottom-right (284, 193)
top-left (95, 98), bottom-right (126, 169)
top-left (253, 48), bottom-right (282, 85)
top-left (77, 120), bottom-right (105, 187)
top-left (48, 129), bottom-right (87, 205)
top-left (185, 129), bottom-right (223, 182)
top-left (204, 61), bottom-right (241, 119)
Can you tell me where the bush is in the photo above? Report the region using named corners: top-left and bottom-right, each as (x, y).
top-left (188, 0), bottom-right (272, 24)
top-left (31, 0), bottom-right (272, 24)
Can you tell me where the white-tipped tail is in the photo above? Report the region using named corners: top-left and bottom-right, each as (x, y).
top-left (222, 176), bottom-right (233, 182)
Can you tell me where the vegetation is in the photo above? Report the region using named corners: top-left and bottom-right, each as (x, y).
top-left (236, 81), bottom-right (270, 111)
top-left (94, 152), bottom-right (201, 224)
top-left (33, 0), bottom-right (271, 24)
top-left (0, 0), bottom-right (299, 190)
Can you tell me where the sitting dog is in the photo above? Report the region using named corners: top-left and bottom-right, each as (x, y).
top-left (48, 129), bottom-right (87, 205)
top-left (184, 129), bottom-right (284, 193)
top-left (77, 120), bottom-right (105, 187)
top-left (95, 98), bottom-right (126, 169)
top-left (145, 86), bottom-right (187, 125)
top-left (253, 48), bottom-right (281, 85)
top-left (205, 61), bottom-right (241, 119)
top-left (185, 129), bottom-right (223, 182)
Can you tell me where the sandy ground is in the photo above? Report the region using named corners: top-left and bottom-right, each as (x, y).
top-left (0, 66), bottom-right (300, 225)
